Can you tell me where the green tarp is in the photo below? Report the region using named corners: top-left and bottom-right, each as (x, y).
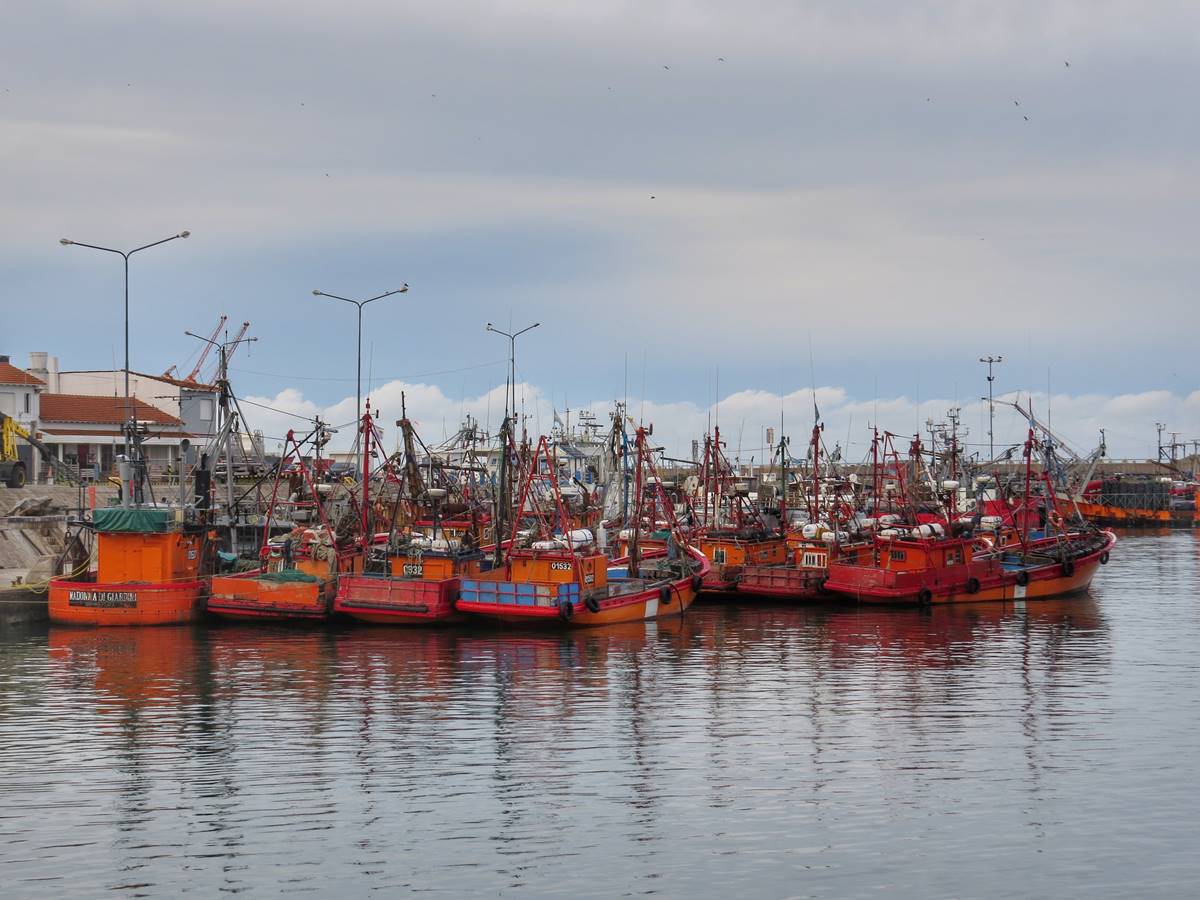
top-left (93, 507), bottom-right (172, 533)
top-left (258, 569), bottom-right (321, 583)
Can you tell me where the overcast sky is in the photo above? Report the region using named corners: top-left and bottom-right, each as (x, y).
top-left (3, 1), bottom-right (1198, 457)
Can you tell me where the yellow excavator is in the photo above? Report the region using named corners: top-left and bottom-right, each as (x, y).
top-left (1, 412), bottom-right (76, 488)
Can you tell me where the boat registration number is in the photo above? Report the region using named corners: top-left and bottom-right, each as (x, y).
top-left (68, 590), bottom-right (137, 609)
top-left (403, 564), bottom-right (424, 577)
top-left (551, 562), bottom-right (572, 571)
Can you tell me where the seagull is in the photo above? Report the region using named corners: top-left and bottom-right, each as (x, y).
top-left (650, 195), bottom-right (656, 199)
top-left (662, 65), bottom-right (670, 70)
top-left (717, 57), bottom-right (725, 62)
top-left (1014, 100), bottom-right (1020, 106)
top-left (1064, 61), bottom-right (1070, 67)
top-left (926, 97), bottom-right (931, 102)
top-left (1023, 115), bottom-right (1029, 121)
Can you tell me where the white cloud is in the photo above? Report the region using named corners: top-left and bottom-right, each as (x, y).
top-left (242, 378), bottom-right (1191, 462)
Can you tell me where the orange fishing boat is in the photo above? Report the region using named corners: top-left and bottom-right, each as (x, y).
top-left (48, 505), bottom-right (210, 625)
top-left (208, 424), bottom-right (360, 623)
top-left (457, 428), bottom-right (708, 627)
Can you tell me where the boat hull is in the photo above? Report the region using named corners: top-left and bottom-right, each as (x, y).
top-left (736, 565), bottom-right (826, 601)
top-left (457, 575), bottom-right (698, 627)
top-left (208, 571), bottom-right (336, 622)
top-left (48, 578), bottom-right (206, 626)
top-left (825, 532), bottom-right (1116, 605)
top-left (334, 574), bottom-right (463, 624)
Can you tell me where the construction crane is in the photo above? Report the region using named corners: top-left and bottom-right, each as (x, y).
top-left (201, 321), bottom-right (250, 385)
top-left (165, 315), bottom-right (228, 383)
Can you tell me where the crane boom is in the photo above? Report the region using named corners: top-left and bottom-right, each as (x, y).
top-left (203, 321), bottom-right (250, 384)
top-left (186, 315), bottom-right (228, 382)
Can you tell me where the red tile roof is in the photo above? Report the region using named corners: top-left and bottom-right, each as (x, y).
top-left (0, 361), bottom-right (44, 386)
top-left (39, 394), bottom-right (183, 426)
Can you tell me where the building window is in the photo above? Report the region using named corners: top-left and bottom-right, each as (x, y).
top-left (24, 392), bottom-right (31, 414)
top-left (199, 398), bottom-right (215, 421)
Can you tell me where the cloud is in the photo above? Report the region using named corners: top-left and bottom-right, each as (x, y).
top-left (241, 377), bottom-right (1187, 462)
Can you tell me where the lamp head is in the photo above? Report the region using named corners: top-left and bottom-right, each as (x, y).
top-left (179, 230), bottom-right (191, 239)
top-left (59, 238), bottom-right (73, 246)
top-left (399, 283), bottom-right (409, 293)
top-left (312, 289), bottom-right (322, 296)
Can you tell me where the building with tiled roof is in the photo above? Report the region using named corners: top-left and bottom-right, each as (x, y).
top-left (34, 392), bottom-right (191, 483)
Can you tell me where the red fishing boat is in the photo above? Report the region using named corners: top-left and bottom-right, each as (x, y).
top-left (336, 401), bottom-right (491, 624)
top-left (457, 428), bottom-right (708, 627)
top-left (824, 426), bottom-right (1117, 605)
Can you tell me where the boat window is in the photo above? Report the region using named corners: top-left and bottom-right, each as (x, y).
top-left (713, 547), bottom-right (727, 564)
top-left (889, 550), bottom-right (907, 562)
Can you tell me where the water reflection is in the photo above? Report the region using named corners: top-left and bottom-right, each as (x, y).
top-left (11, 535), bottom-right (1200, 897)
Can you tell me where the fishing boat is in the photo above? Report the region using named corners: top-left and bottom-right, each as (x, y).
top-left (824, 427), bottom-right (1117, 605)
top-left (691, 427), bottom-right (788, 590)
top-left (49, 425), bottom-right (215, 626)
top-left (457, 428), bottom-right (708, 627)
top-left (335, 401), bottom-right (492, 624)
top-left (735, 419), bottom-right (864, 600)
top-left (49, 505), bottom-right (211, 626)
top-left (208, 424), bottom-right (360, 622)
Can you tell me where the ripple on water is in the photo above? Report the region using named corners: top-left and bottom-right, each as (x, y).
top-left (1, 532), bottom-right (1199, 896)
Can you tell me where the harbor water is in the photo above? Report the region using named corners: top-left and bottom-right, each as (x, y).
top-left (2, 531), bottom-right (1198, 897)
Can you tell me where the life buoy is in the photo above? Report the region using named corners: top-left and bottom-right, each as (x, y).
top-left (1062, 559), bottom-right (1076, 577)
top-left (585, 595), bottom-right (601, 614)
top-left (917, 588), bottom-right (933, 606)
top-left (559, 598), bottom-right (574, 620)
top-left (1099, 551), bottom-right (1110, 565)
top-left (1015, 570), bottom-right (1030, 586)
top-left (659, 585), bottom-right (673, 605)
top-left (966, 577), bottom-right (981, 594)
top-left (691, 574), bottom-right (704, 593)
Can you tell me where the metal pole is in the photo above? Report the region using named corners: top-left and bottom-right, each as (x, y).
top-left (356, 302), bottom-right (363, 424)
top-left (980, 355), bottom-right (1002, 460)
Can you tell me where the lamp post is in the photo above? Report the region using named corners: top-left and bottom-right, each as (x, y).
top-left (979, 355), bottom-right (1003, 460)
top-left (313, 286), bottom-right (408, 421)
top-left (485, 321), bottom-right (539, 565)
top-left (60, 231), bottom-right (190, 458)
top-left (486, 321), bottom-right (540, 428)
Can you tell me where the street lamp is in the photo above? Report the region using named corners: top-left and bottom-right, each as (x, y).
top-left (979, 355), bottom-right (1003, 460)
top-left (485, 321), bottom-right (539, 566)
top-left (60, 230), bottom-right (190, 456)
top-left (486, 321), bottom-right (540, 427)
top-left (313, 285), bottom-right (408, 420)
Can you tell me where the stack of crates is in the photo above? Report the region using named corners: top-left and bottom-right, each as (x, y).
top-left (459, 579), bottom-right (580, 608)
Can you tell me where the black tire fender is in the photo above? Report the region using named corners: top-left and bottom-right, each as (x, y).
top-left (816, 576), bottom-right (830, 595)
top-left (559, 598), bottom-right (574, 620)
top-left (659, 585), bottom-right (672, 605)
top-left (917, 588), bottom-right (933, 606)
top-left (1015, 570), bottom-right (1030, 587)
top-left (965, 577), bottom-right (981, 594)
top-left (691, 574), bottom-right (703, 593)
top-left (1099, 551), bottom-right (1110, 565)
top-left (1062, 559), bottom-right (1076, 577)
top-left (585, 595), bottom-right (601, 614)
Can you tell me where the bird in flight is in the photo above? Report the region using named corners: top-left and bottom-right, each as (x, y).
top-left (1023, 115), bottom-right (1029, 121)
top-left (1014, 100), bottom-right (1020, 106)
top-left (650, 195), bottom-right (656, 200)
top-left (1064, 61), bottom-right (1070, 67)
top-left (663, 65), bottom-right (670, 70)
top-left (717, 57), bottom-right (725, 62)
